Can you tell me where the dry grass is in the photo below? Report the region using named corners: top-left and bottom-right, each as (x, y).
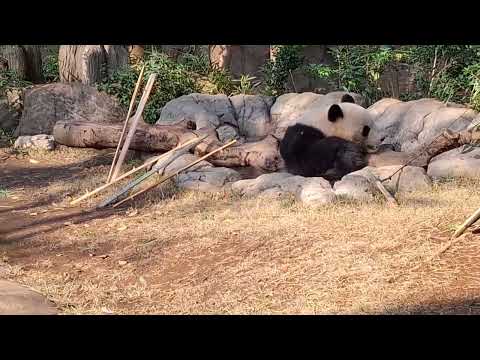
top-left (1, 145), bottom-right (480, 314)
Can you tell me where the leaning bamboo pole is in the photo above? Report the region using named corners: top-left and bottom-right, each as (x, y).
top-left (453, 207), bottom-right (480, 238)
top-left (106, 64), bottom-right (145, 183)
top-left (110, 73), bottom-right (156, 182)
top-left (112, 139), bottom-right (237, 208)
top-left (69, 135), bottom-right (207, 205)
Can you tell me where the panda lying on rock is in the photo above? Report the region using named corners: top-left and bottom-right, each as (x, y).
top-left (279, 94), bottom-right (376, 183)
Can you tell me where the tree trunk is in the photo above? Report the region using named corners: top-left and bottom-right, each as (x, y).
top-left (23, 45), bottom-right (43, 83)
top-left (58, 45), bottom-right (128, 85)
top-left (128, 45), bottom-right (144, 64)
top-left (52, 120), bottom-right (283, 171)
top-left (209, 45), bottom-right (270, 78)
top-left (0, 45), bottom-right (27, 79)
top-left (103, 45), bottom-right (129, 76)
top-left (209, 45), bottom-right (233, 71)
top-left (0, 45), bottom-right (43, 83)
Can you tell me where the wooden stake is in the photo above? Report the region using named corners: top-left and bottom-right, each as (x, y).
top-left (112, 139), bottom-right (238, 208)
top-left (69, 136), bottom-right (206, 205)
top-left (110, 73), bottom-right (157, 182)
top-left (106, 65), bottom-right (145, 184)
top-left (453, 207), bottom-right (480, 238)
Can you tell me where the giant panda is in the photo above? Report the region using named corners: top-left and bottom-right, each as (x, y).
top-left (279, 94), bottom-right (376, 182)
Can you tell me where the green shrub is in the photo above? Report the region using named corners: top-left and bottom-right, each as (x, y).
top-left (302, 45), bottom-right (480, 108)
top-left (0, 69), bottom-right (31, 96)
top-left (261, 45), bottom-right (305, 96)
top-left (42, 53), bottom-right (59, 82)
top-left (98, 51), bottom-right (199, 124)
top-left (231, 75), bottom-right (261, 95)
top-left (177, 52), bottom-right (210, 76)
top-left (207, 69), bottom-right (235, 95)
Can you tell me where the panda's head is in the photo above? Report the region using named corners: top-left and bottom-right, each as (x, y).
top-left (325, 94), bottom-right (375, 147)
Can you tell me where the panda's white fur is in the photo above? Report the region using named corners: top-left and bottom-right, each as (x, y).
top-left (278, 94), bottom-right (380, 182)
top-left (287, 100), bottom-right (375, 146)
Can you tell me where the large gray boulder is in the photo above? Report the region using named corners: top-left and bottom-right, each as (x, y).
top-left (229, 94), bottom-right (275, 141)
top-left (177, 167), bottom-right (242, 192)
top-left (14, 134), bottom-right (55, 151)
top-left (427, 146), bottom-right (480, 180)
top-left (368, 98), bottom-right (477, 153)
top-left (349, 166), bottom-right (432, 194)
top-left (231, 172), bottom-right (336, 205)
top-left (15, 82), bottom-right (125, 136)
top-left (216, 124), bottom-right (239, 143)
top-left (159, 153), bottom-right (212, 174)
top-left (270, 92), bottom-right (320, 126)
top-left (157, 93), bottom-right (236, 130)
top-left (333, 174), bottom-right (378, 201)
top-left (156, 153), bottom-right (241, 192)
top-left (334, 165), bottom-right (432, 201)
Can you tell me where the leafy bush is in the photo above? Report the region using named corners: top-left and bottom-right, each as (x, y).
top-left (206, 69), bottom-right (235, 95)
top-left (42, 53), bottom-right (59, 82)
top-left (306, 46), bottom-right (397, 104)
top-left (97, 48), bottom-right (246, 122)
top-left (0, 69), bottom-right (31, 96)
top-left (177, 52), bottom-right (210, 76)
top-left (304, 45), bottom-right (480, 108)
top-left (98, 51), bottom-right (199, 124)
top-left (261, 45), bottom-right (305, 96)
top-left (231, 75), bottom-right (261, 95)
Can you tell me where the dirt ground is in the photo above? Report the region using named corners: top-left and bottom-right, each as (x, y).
top-left (1, 143), bottom-right (480, 315)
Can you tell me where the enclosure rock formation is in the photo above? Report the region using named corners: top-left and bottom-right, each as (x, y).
top-left (49, 88), bottom-right (480, 180)
top-left (32, 86), bottom-right (479, 205)
top-left (16, 82), bottom-right (126, 136)
top-left (427, 147), bottom-right (480, 180)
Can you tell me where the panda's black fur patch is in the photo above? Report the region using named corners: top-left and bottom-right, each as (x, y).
top-left (341, 94), bottom-right (355, 103)
top-left (328, 104), bottom-right (344, 122)
top-left (279, 123), bottom-right (367, 182)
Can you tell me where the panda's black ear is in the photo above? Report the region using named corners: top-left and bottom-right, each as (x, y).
top-left (328, 104), bottom-right (344, 122)
top-left (341, 94), bottom-right (355, 103)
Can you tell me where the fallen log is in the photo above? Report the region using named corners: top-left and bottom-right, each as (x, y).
top-left (53, 120), bottom-right (185, 152)
top-left (53, 120), bottom-right (282, 171)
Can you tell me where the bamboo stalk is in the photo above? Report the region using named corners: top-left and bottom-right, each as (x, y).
top-left (110, 73), bottom-right (156, 182)
top-left (97, 137), bottom-right (205, 208)
top-left (69, 136), bottom-right (207, 205)
top-left (112, 139), bottom-right (238, 208)
top-left (106, 65), bottom-right (145, 184)
top-left (453, 207), bottom-right (480, 238)
top-left (363, 169), bottom-right (399, 207)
